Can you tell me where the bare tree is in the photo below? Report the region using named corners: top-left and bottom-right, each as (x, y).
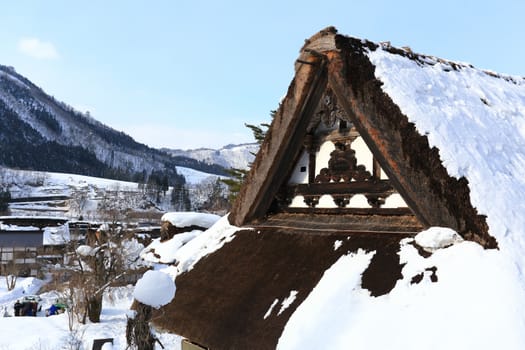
top-left (34, 184), bottom-right (145, 324)
top-left (69, 189), bottom-right (89, 219)
top-left (190, 177), bottom-right (229, 213)
top-left (65, 219), bottom-right (145, 323)
top-left (0, 247), bottom-right (18, 291)
top-left (70, 232), bottom-right (125, 322)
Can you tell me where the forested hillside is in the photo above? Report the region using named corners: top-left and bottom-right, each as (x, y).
top-left (0, 65), bottom-right (227, 186)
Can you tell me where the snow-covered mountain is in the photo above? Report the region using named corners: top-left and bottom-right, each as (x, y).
top-left (0, 65), bottom-right (226, 179)
top-left (165, 143), bottom-right (259, 171)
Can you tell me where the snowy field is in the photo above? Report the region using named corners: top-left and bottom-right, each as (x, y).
top-left (0, 277), bottom-right (182, 350)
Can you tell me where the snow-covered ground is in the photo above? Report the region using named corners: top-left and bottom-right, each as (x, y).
top-left (1, 166), bottom-right (223, 218)
top-left (0, 277), bottom-right (181, 349)
top-left (0, 211), bottom-right (236, 350)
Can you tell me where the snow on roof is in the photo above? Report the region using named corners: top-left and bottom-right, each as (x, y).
top-left (161, 212), bottom-right (221, 228)
top-left (279, 235), bottom-right (525, 349)
top-left (0, 216), bottom-right (68, 222)
top-left (141, 230), bottom-right (201, 265)
top-left (0, 218), bottom-right (69, 245)
top-left (367, 45), bottom-right (525, 256)
top-left (143, 215), bottom-right (240, 273)
top-left (134, 270), bottom-right (175, 309)
top-left (0, 224), bottom-right (39, 231)
top-left (278, 37), bottom-right (525, 350)
top-left (170, 215), bottom-right (240, 274)
top-left (42, 223), bottom-right (70, 245)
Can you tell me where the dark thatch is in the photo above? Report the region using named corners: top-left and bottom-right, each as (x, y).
top-left (152, 227), bottom-right (411, 350)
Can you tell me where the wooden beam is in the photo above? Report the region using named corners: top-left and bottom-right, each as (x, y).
top-left (230, 54), bottom-right (329, 226)
top-left (290, 180), bottom-right (393, 196)
top-left (326, 52), bottom-right (432, 229)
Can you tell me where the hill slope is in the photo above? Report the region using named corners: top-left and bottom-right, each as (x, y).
top-left (0, 65), bottom-right (226, 180)
top-left (165, 143), bottom-right (258, 171)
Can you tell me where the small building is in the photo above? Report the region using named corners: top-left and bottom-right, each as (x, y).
top-left (0, 216), bottom-right (69, 276)
top-left (151, 28), bottom-right (525, 349)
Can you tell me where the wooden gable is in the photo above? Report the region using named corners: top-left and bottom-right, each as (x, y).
top-left (275, 87), bottom-right (411, 214)
top-left (230, 27), bottom-right (496, 248)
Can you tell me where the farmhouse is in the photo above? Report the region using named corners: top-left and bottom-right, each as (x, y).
top-left (154, 28), bottom-right (525, 349)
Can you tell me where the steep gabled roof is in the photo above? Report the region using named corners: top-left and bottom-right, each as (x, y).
top-left (230, 27), bottom-right (513, 248)
top-left (154, 28), bottom-right (525, 349)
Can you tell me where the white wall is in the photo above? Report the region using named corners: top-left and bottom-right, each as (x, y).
top-left (286, 134), bottom-right (407, 208)
top-left (288, 151), bottom-right (309, 185)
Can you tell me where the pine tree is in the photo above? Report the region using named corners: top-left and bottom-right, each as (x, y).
top-left (244, 122), bottom-right (271, 144)
top-left (221, 110), bottom-right (275, 203)
top-left (220, 168), bottom-right (248, 203)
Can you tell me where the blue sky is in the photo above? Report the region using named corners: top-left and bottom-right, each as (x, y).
top-left (1, 0), bottom-right (524, 149)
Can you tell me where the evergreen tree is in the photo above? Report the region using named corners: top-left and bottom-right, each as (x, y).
top-left (244, 122), bottom-right (271, 144)
top-left (221, 168), bottom-right (249, 203)
top-left (0, 189), bottom-right (11, 213)
top-left (222, 110), bottom-right (275, 203)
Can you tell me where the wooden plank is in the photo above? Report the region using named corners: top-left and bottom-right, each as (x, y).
top-left (290, 180), bottom-right (393, 196)
top-left (253, 211), bottom-right (423, 233)
top-left (251, 225), bottom-right (418, 235)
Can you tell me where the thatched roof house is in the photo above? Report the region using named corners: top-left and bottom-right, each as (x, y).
top-left (153, 28), bottom-right (525, 350)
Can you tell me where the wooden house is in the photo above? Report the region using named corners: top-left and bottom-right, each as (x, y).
top-left (0, 216), bottom-right (69, 276)
top-left (151, 28), bottom-right (524, 349)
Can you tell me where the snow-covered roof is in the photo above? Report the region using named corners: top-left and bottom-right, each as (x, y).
top-left (0, 215), bottom-right (68, 222)
top-left (0, 216), bottom-right (70, 245)
top-left (41, 223), bottom-right (70, 245)
top-left (161, 212), bottom-right (220, 228)
top-left (0, 224), bottom-right (39, 232)
top-left (152, 28), bottom-right (525, 350)
top-left (367, 44), bottom-right (525, 256)
top-left (280, 30), bottom-right (525, 350)
top-left (134, 270), bottom-right (175, 309)
top-left (141, 215), bottom-right (238, 269)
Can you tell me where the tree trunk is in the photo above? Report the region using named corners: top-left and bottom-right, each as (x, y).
top-left (126, 302), bottom-right (155, 350)
top-left (87, 294), bottom-right (103, 323)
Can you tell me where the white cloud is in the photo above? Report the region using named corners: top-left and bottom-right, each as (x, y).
top-left (17, 37), bottom-right (60, 60)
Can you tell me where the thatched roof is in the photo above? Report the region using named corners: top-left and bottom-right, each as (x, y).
top-left (154, 227), bottom-right (410, 349)
top-left (151, 27), bottom-right (525, 349)
top-left (230, 27), bottom-right (496, 248)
